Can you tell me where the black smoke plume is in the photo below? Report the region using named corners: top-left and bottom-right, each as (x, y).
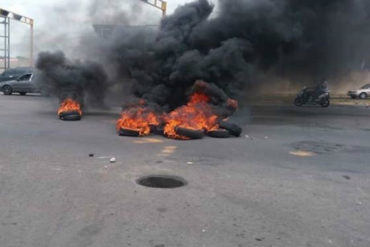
top-left (102, 0), bottom-right (370, 108)
top-left (36, 51), bottom-right (108, 106)
top-left (36, 0), bottom-right (370, 110)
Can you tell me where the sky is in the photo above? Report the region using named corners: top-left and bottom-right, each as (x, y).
top-left (1, 0), bottom-right (198, 57)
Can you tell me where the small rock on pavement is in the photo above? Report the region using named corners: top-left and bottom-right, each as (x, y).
top-left (342, 175), bottom-right (351, 180)
top-left (89, 153), bottom-right (94, 157)
top-left (110, 157), bottom-right (116, 163)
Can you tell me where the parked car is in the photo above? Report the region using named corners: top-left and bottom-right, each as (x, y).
top-left (0, 73), bottom-right (40, 95)
top-left (0, 67), bottom-right (33, 83)
top-left (348, 84), bottom-right (370, 99)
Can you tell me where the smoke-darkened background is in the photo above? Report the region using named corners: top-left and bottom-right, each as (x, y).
top-left (35, 0), bottom-right (370, 108)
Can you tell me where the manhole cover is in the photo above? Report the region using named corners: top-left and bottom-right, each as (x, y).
top-left (137, 175), bottom-right (187, 189)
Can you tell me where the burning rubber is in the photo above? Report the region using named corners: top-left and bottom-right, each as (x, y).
top-left (58, 111), bottom-right (82, 121)
top-left (57, 99), bottom-right (83, 121)
top-left (206, 129), bottom-right (232, 138)
top-left (219, 121), bottom-right (242, 137)
top-left (174, 127), bottom-right (205, 140)
top-left (137, 175), bottom-right (187, 189)
top-left (118, 128), bottom-right (141, 137)
top-left (115, 82), bottom-right (242, 140)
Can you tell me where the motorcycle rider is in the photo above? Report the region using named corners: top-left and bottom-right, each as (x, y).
top-left (304, 79), bottom-right (328, 101)
top-left (295, 78), bottom-right (330, 107)
top-left (313, 79), bottom-right (329, 99)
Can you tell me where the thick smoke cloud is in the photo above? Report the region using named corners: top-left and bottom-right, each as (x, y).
top-left (101, 0), bottom-right (370, 109)
top-left (36, 0), bottom-right (370, 109)
top-left (36, 51), bottom-right (108, 106)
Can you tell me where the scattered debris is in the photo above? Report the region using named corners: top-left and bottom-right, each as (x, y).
top-left (289, 150), bottom-right (316, 157)
top-left (290, 141), bottom-right (345, 155)
top-left (245, 134), bottom-right (254, 140)
top-left (187, 161), bottom-right (193, 165)
top-left (110, 157), bottom-right (116, 163)
top-left (342, 175), bottom-right (351, 180)
top-left (89, 153), bottom-right (94, 157)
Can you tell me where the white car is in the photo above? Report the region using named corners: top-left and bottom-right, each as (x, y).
top-left (347, 84), bottom-right (370, 99)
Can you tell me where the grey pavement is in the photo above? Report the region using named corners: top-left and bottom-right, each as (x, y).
top-left (0, 94), bottom-right (369, 247)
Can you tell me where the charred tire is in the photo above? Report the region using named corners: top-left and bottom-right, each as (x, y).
top-left (2, 85), bottom-right (12, 95)
top-left (118, 128), bottom-right (141, 137)
top-left (294, 97), bottom-right (303, 106)
top-left (59, 111), bottom-right (82, 121)
top-left (206, 129), bottom-right (232, 138)
top-left (150, 124), bottom-right (164, 135)
top-left (219, 121), bottom-right (242, 137)
top-left (320, 99), bottom-right (330, 108)
top-left (175, 127), bottom-right (204, 139)
top-left (359, 93), bottom-right (368, 99)
top-left (19, 92), bottom-right (26, 96)
top-left (350, 95), bottom-right (357, 99)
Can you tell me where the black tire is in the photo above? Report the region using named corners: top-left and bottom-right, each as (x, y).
top-left (19, 92), bottom-right (26, 96)
top-left (118, 128), bottom-right (141, 137)
top-left (219, 121), bottom-right (242, 137)
top-left (150, 124), bottom-right (164, 135)
top-left (359, 93), bottom-right (367, 99)
top-left (175, 126), bottom-right (204, 139)
top-left (59, 111), bottom-right (82, 121)
top-left (2, 85), bottom-right (12, 95)
top-left (206, 129), bottom-right (232, 138)
top-left (294, 97), bottom-right (303, 106)
top-left (320, 99), bottom-right (330, 108)
top-left (350, 95), bottom-right (356, 99)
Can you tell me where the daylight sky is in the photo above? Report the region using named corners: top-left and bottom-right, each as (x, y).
top-left (1, 0), bottom-right (196, 21)
top-left (1, 0), bottom-right (199, 57)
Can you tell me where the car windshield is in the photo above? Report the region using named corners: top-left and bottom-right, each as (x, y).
top-left (360, 84), bottom-right (370, 89)
top-left (18, 74), bottom-right (32, 81)
top-left (2, 68), bottom-right (33, 77)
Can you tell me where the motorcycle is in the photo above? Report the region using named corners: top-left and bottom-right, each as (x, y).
top-left (294, 87), bottom-right (330, 107)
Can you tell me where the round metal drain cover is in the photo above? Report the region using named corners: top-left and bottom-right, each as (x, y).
top-left (137, 175), bottom-right (187, 189)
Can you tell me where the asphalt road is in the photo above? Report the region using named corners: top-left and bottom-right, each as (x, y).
top-left (0, 94), bottom-right (369, 247)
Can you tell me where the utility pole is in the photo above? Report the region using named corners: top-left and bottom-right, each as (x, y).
top-left (0, 8), bottom-right (34, 69)
top-left (140, 0), bottom-right (167, 17)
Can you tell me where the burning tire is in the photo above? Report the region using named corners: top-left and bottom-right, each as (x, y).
top-left (175, 126), bottom-right (204, 139)
top-left (206, 129), bottom-right (232, 138)
top-left (150, 124), bottom-right (164, 135)
top-left (219, 121), bottom-right (242, 137)
top-left (59, 111), bottom-right (82, 121)
top-left (118, 128), bottom-right (141, 137)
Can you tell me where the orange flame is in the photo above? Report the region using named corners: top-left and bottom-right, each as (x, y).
top-left (116, 106), bottom-right (160, 136)
top-left (163, 93), bottom-right (219, 139)
top-left (115, 90), bottom-right (238, 139)
top-left (57, 98), bottom-right (82, 116)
